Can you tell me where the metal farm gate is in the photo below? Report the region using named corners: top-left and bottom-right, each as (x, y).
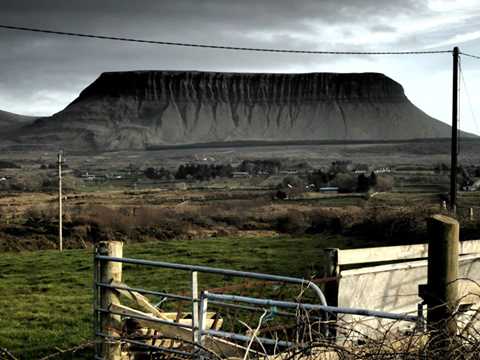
top-left (93, 241), bottom-right (421, 360)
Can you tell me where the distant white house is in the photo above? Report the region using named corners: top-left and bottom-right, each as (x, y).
top-left (81, 172), bottom-right (97, 181)
top-left (232, 171), bottom-right (250, 178)
top-left (279, 170), bottom-right (298, 175)
top-left (374, 167), bottom-right (391, 174)
top-left (319, 186), bottom-right (339, 193)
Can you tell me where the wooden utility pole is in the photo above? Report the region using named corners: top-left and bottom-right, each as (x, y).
top-left (450, 46), bottom-right (460, 213)
top-left (58, 151), bottom-right (63, 252)
top-left (426, 214), bottom-right (459, 349)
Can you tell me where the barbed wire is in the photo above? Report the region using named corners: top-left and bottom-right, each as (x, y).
top-left (0, 24), bottom-right (453, 55)
top-left (37, 341), bottom-right (94, 360)
top-left (0, 348), bottom-right (18, 360)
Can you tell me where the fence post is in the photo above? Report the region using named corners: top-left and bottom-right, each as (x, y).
top-left (98, 241), bottom-right (123, 360)
top-left (426, 214), bottom-right (459, 349)
top-left (93, 243), bottom-right (101, 357)
top-left (199, 291), bottom-right (209, 346)
top-left (192, 271), bottom-right (200, 349)
top-left (323, 248), bottom-right (339, 338)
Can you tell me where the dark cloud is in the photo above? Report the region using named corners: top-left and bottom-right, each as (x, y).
top-left (0, 0), bottom-right (428, 57)
top-left (1, 1), bottom-right (425, 28)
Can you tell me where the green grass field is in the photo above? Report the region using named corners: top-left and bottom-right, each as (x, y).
top-left (0, 234), bottom-right (353, 359)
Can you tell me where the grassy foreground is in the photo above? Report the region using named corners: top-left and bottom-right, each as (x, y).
top-left (0, 234), bottom-right (353, 359)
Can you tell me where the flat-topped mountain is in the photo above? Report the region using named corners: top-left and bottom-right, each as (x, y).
top-left (16, 71), bottom-right (453, 150)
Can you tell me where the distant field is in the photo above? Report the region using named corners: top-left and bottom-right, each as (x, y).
top-left (2, 139), bottom-right (480, 173)
top-left (1, 186), bottom-right (480, 253)
top-left (0, 234), bottom-right (353, 359)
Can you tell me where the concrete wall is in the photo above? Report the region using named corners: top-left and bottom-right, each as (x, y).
top-left (325, 241), bottom-right (480, 338)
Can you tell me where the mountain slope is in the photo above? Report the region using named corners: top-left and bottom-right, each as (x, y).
top-left (18, 71), bottom-right (454, 150)
top-left (0, 110), bottom-right (37, 131)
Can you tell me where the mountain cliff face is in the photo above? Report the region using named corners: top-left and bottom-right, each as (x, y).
top-left (21, 71), bottom-right (452, 150)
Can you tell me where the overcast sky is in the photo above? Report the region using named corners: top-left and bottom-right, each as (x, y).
top-left (1, 0), bottom-right (480, 134)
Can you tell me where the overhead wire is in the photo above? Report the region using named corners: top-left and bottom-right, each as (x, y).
top-left (0, 24), bottom-right (453, 55)
top-left (459, 55), bottom-right (480, 134)
top-left (460, 52), bottom-right (480, 60)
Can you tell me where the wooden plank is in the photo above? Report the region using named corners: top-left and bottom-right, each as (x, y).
top-left (111, 281), bottom-right (167, 320)
top-left (162, 312), bottom-right (223, 328)
top-left (110, 303), bottom-right (195, 349)
top-left (111, 304), bottom-right (249, 358)
top-left (111, 303), bottom-right (167, 322)
top-left (337, 239), bottom-right (480, 266)
top-left (112, 282), bottom-right (223, 329)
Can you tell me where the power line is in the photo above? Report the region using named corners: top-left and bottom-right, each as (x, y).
top-left (459, 58), bottom-right (480, 134)
top-left (0, 24), bottom-right (453, 55)
top-left (461, 52), bottom-right (480, 60)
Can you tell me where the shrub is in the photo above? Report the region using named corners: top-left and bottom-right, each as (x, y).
top-left (374, 175), bottom-right (395, 192)
top-left (24, 205), bottom-right (55, 225)
top-left (349, 207), bottom-right (433, 244)
top-left (0, 160), bottom-right (20, 169)
top-left (276, 210), bottom-right (309, 234)
top-left (238, 159), bottom-right (281, 175)
top-left (307, 207), bottom-right (364, 234)
top-left (332, 173), bottom-right (357, 193)
top-left (175, 163), bottom-right (233, 181)
top-left (144, 167), bottom-right (172, 180)
top-left (307, 210), bottom-right (342, 233)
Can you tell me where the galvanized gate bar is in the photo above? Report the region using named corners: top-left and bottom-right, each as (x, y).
top-left (201, 329), bottom-right (294, 348)
top-left (97, 281), bottom-right (306, 318)
top-left (209, 299), bottom-right (307, 318)
top-left (95, 255), bottom-right (328, 305)
top-left (205, 293), bottom-right (418, 322)
top-left (96, 281), bottom-right (192, 301)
